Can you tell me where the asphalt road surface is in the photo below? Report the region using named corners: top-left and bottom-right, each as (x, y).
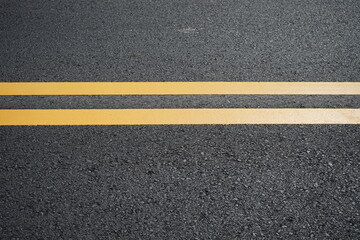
top-left (1, 0), bottom-right (359, 239)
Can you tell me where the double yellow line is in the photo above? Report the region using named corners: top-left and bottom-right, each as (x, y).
top-left (1, 82), bottom-right (360, 125)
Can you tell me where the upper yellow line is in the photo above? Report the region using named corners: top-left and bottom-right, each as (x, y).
top-left (1, 82), bottom-right (360, 95)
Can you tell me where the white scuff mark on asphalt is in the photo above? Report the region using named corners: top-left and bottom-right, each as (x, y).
top-left (178, 27), bottom-right (198, 33)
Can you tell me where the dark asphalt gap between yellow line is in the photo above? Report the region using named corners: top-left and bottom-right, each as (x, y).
top-left (1, 95), bottom-right (359, 109)
top-left (1, 82), bottom-right (360, 95)
top-left (1, 109), bottom-right (360, 125)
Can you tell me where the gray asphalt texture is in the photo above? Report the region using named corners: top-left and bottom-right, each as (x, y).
top-left (1, 0), bottom-right (360, 239)
top-left (1, 0), bottom-right (359, 82)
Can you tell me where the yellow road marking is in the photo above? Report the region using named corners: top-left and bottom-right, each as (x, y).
top-left (1, 109), bottom-right (359, 125)
top-left (1, 82), bottom-right (360, 95)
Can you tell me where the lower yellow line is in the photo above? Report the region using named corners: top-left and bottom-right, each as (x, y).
top-left (0, 82), bottom-right (360, 95)
top-left (0, 109), bottom-right (359, 125)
